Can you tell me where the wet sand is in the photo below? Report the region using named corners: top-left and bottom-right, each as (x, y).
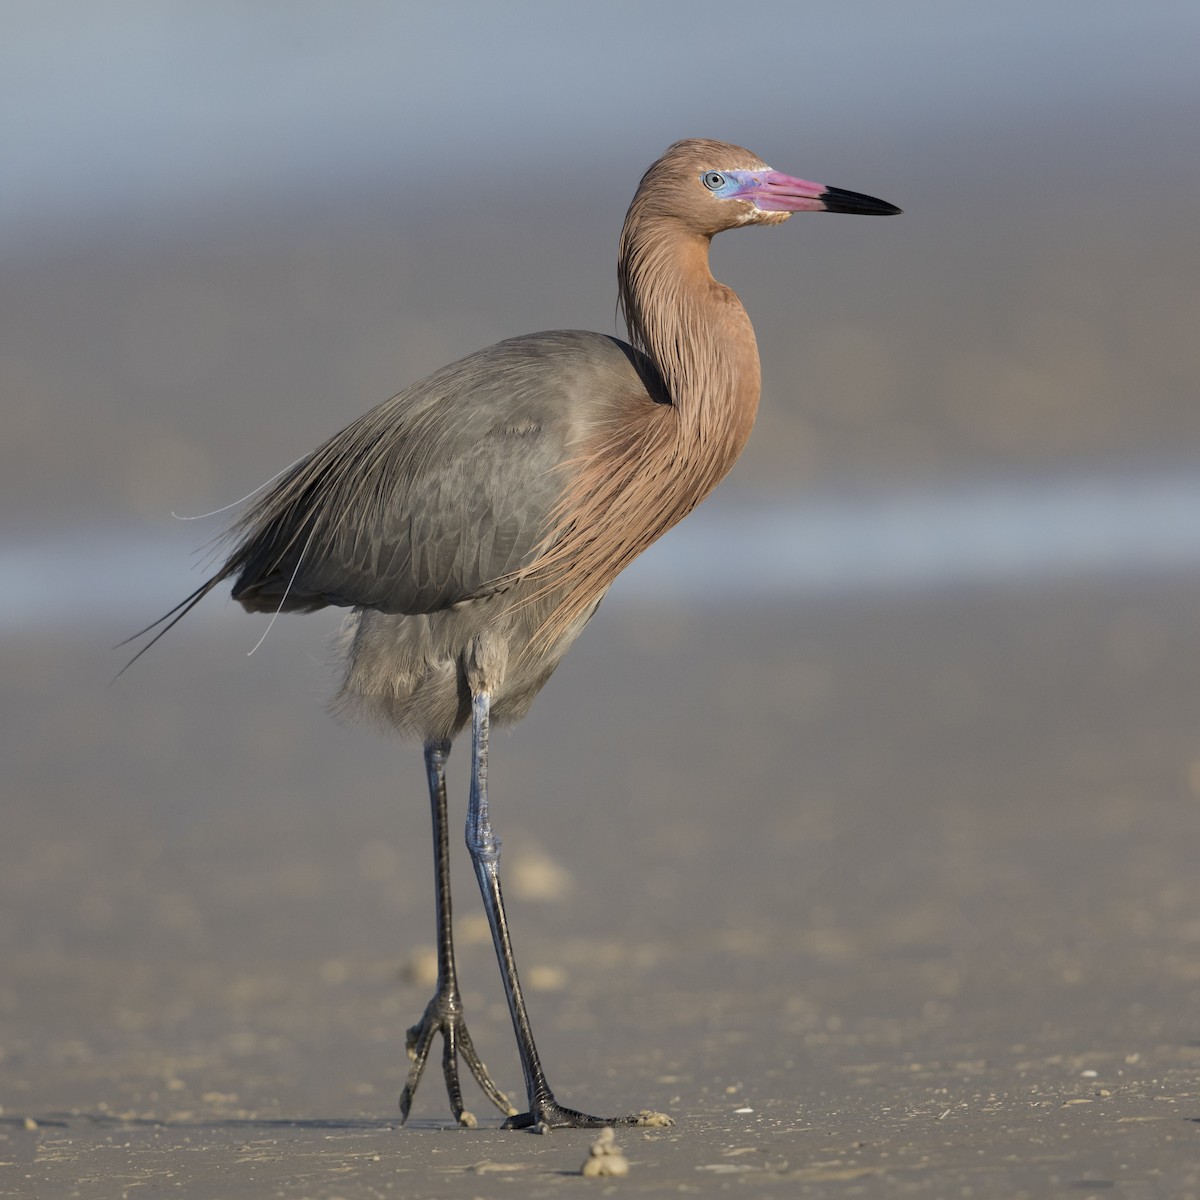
top-left (4, 576), bottom-right (1200, 1196)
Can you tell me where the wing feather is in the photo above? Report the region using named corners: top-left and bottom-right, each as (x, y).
top-left (223, 331), bottom-right (642, 616)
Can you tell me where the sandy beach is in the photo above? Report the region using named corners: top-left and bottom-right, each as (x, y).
top-left (4, 573), bottom-right (1200, 1196)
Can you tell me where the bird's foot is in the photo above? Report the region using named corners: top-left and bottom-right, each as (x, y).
top-left (503, 1097), bottom-right (675, 1133)
top-left (398, 988), bottom-right (518, 1127)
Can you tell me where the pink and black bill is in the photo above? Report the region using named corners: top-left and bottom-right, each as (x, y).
top-left (704, 168), bottom-right (901, 216)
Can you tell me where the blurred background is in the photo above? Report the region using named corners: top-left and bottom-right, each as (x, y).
top-left (6, 2), bottom-right (1200, 1171)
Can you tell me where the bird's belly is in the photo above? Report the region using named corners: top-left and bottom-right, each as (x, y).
top-left (332, 588), bottom-right (603, 744)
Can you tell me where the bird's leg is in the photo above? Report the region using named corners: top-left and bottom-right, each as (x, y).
top-left (466, 691), bottom-right (667, 1132)
top-left (398, 739), bottom-right (517, 1127)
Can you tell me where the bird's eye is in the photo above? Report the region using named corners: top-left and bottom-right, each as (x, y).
top-left (701, 171), bottom-right (726, 191)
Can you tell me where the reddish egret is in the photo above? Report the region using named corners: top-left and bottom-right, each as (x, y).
top-left (131, 139), bottom-right (899, 1130)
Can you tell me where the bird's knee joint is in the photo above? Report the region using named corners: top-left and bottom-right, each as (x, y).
top-left (467, 829), bottom-right (502, 866)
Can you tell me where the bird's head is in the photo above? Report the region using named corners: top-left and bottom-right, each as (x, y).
top-left (635, 138), bottom-right (900, 237)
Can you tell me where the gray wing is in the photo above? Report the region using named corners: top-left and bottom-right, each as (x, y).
top-left (224, 330), bottom-right (650, 615)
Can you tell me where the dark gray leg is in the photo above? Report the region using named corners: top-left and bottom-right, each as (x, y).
top-left (466, 691), bottom-right (666, 1131)
top-left (398, 739), bottom-right (517, 1127)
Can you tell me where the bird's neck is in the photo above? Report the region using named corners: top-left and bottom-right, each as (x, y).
top-left (619, 225), bottom-right (762, 487)
top-left (518, 223), bottom-right (765, 650)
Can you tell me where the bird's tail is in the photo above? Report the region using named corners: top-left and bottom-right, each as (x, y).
top-left (113, 570), bottom-right (230, 678)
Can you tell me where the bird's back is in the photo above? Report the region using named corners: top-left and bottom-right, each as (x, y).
top-left (226, 330), bottom-right (660, 616)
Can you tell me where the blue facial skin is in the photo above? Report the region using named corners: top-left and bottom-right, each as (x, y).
top-left (700, 169), bottom-right (762, 200)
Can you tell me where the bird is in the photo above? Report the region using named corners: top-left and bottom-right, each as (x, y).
top-left (127, 138), bottom-right (900, 1131)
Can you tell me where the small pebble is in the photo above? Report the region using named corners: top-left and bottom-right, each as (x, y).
top-left (581, 1127), bottom-right (630, 1177)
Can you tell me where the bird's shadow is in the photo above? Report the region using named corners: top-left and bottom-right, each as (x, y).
top-left (0, 1112), bottom-right (491, 1135)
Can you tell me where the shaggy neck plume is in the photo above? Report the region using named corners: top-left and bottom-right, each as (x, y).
top-left (618, 214), bottom-right (761, 485)
top-left (523, 204), bottom-right (763, 646)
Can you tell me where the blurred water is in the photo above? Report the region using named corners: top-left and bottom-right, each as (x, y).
top-left (8, 470), bottom-right (1200, 631)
